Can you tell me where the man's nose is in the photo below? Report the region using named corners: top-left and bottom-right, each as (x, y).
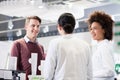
top-left (34, 26), bottom-right (39, 30)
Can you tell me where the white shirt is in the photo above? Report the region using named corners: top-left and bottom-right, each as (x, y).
top-left (24, 35), bottom-right (38, 43)
top-left (44, 34), bottom-right (92, 80)
top-left (92, 39), bottom-right (115, 80)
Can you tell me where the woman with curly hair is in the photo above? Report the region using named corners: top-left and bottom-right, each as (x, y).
top-left (87, 11), bottom-right (115, 80)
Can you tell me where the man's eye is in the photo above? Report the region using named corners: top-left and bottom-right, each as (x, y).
top-left (89, 28), bottom-right (92, 31)
top-left (31, 25), bottom-right (35, 27)
top-left (37, 25), bottom-right (40, 28)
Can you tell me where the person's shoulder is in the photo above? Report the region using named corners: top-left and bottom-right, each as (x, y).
top-left (50, 37), bottom-right (61, 43)
top-left (13, 38), bottom-right (25, 44)
top-left (37, 43), bottom-right (43, 47)
top-left (99, 39), bottom-right (111, 47)
top-left (48, 37), bottom-right (62, 48)
top-left (74, 37), bottom-right (90, 46)
top-left (81, 40), bottom-right (91, 48)
top-left (98, 39), bottom-right (113, 51)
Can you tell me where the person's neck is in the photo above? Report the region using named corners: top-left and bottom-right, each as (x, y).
top-left (60, 31), bottom-right (68, 35)
top-left (30, 38), bottom-right (36, 42)
top-left (27, 35), bottom-right (36, 42)
top-left (96, 37), bottom-right (105, 42)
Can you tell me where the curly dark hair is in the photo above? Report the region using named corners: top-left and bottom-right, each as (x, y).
top-left (87, 11), bottom-right (114, 40)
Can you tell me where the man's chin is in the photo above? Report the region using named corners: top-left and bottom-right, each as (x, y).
top-left (33, 34), bottom-right (38, 37)
top-left (32, 35), bottom-right (37, 38)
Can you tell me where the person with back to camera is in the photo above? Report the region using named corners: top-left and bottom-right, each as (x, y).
top-left (10, 16), bottom-right (45, 80)
top-left (44, 13), bottom-right (92, 80)
top-left (87, 11), bottom-right (115, 80)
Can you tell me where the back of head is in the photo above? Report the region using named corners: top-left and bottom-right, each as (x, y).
top-left (58, 13), bottom-right (76, 34)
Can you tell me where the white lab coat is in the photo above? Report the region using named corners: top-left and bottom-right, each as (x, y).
top-left (92, 39), bottom-right (115, 80)
top-left (44, 34), bottom-right (92, 80)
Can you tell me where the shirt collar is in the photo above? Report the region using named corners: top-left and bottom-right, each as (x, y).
top-left (61, 34), bottom-right (73, 39)
top-left (24, 36), bottom-right (38, 43)
top-left (97, 39), bottom-right (108, 44)
top-left (96, 39), bottom-right (109, 47)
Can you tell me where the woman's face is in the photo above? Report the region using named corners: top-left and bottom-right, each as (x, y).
top-left (90, 22), bottom-right (105, 42)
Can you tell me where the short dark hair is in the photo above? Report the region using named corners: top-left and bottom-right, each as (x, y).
top-left (58, 13), bottom-right (76, 33)
top-left (25, 16), bottom-right (41, 24)
top-left (87, 11), bottom-right (114, 40)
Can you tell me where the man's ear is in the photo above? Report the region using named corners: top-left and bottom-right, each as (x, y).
top-left (24, 24), bottom-right (27, 30)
